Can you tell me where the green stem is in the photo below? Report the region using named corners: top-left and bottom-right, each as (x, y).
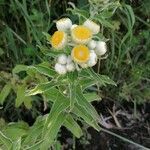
top-left (72, 134), bottom-right (76, 150)
top-left (133, 99), bottom-right (137, 119)
top-left (101, 127), bottom-right (149, 150)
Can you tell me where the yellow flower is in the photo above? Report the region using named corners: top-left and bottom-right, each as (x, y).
top-left (71, 26), bottom-right (92, 44)
top-left (71, 45), bottom-right (90, 63)
top-left (51, 31), bottom-right (67, 50)
top-left (83, 19), bottom-right (100, 35)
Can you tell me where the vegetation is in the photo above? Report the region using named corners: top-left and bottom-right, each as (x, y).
top-left (0, 0), bottom-right (149, 149)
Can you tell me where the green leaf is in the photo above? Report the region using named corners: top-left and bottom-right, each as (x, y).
top-left (73, 104), bottom-right (100, 131)
top-left (38, 45), bottom-right (63, 58)
top-left (94, 15), bottom-right (114, 29)
top-left (26, 81), bottom-right (59, 96)
top-left (24, 140), bottom-right (44, 150)
top-left (28, 63), bottom-right (56, 78)
top-left (75, 86), bottom-right (100, 121)
top-left (23, 97), bottom-right (32, 109)
top-left (64, 115), bottom-right (83, 138)
top-left (0, 131), bottom-right (12, 149)
top-left (84, 92), bottom-right (101, 102)
top-left (12, 65), bottom-right (28, 75)
top-left (79, 78), bottom-right (97, 90)
top-left (15, 85), bottom-right (26, 107)
top-left (42, 90), bottom-right (69, 135)
top-left (69, 82), bottom-right (76, 111)
top-left (125, 4), bottom-right (135, 27)
top-left (0, 83), bottom-right (12, 104)
top-left (99, 75), bottom-right (117, 86)
top-left (84, 69), bottom-right (116, 86)
top-left (40, 112), bottom-right (67, 150)
top-left (4, 122), bottom-right (29, 141)
top-left (23, 116), bottom-right (45, 146)
top-left (15, 85), bottom-right (32, 108)
top-left (12, 138), bottom-right (21, 150)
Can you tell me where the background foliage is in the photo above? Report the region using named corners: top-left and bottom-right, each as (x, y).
top-left (0, 0), bottom-right (150, 149)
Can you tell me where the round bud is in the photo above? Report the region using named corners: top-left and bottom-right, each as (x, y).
top-left (95, 41), bottom-right (107, 56)
top-left (66, 63), bottom-right (75, 72)
top-left (54, 63), bottom-right (67, 74)
top-left (57, 54), bottom-right (67, 65)
top-left (88, 40), bottom-right (97, 49)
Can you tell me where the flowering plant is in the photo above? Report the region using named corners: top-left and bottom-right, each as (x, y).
top-left (19, 17), bottom-right (116, 149)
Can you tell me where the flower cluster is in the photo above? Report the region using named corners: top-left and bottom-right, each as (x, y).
top-left (50, 18), bottom-right (107, 74)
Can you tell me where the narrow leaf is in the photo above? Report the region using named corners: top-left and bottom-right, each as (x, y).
top-left (0, 83), bottom-right (11, 104)
top-left (26, 81), bottom-right (58, 96)
top-left (64, 115), bottom-right (83, 138)
top-left (12, 65), bottom-right (28, 75)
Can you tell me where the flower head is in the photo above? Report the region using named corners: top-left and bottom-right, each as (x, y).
top-left (71, 45), bottom-right (90, 63)
top-left (56, 18), bottom-right (72, 31)
top-left (83, 19), bottom-right (100, 34)
top-left (51, 31), bottom-right (67, 50)
top-left (71, 26), bottom-right (92, 44)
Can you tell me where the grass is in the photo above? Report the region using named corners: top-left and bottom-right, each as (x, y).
top-left (0, 0), bottom-right (150, 149)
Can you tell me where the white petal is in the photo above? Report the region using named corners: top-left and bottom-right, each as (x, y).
top-left (57, 54), bottom-right (67, 65)
top-left (56, 18), bottom-right (72, 31)
top-left (55, 63), bottom-right (67, 74)
top-left (67, 55), bottom-right (72, 64)
top-left (95, 41), bottom-right (107, 56)
top-left (83, 19), bottom-right (100, 34)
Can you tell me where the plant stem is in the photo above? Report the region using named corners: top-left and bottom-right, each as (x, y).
top-left (101, 127), bottom-right (149, 150)
top-left (97, 59), bottom-right (101, 95)
top-left (133, 99), bottom-right (137, 119)
top-left (73, 134), bottom-right (76, 150)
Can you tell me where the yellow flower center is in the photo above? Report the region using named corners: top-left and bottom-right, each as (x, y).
top-left (51, 31), bottom-right (65, 48)
top-left (72, 45), bottom-right (90, 63)
top-left (72, 26), bottom-right (92, 41)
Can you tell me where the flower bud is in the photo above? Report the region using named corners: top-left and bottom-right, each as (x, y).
top-left (88, 40), bottom-right (97, 49)
top-left (55, 63), bottom-right (67, 74)
top-left (57, 54), bottom-right (67, 65)
top-left (66, 63), bottom-right (75, 72)
top-left (56, 18), bottom-right (72, 31)
top-left (95, 41), bottom-right (107, 56)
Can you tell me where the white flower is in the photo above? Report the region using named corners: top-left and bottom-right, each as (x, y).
top-left (57, 54), bottom-right (67, 65)
top-left (66, 62), bottom-right (75, 72)
top-left (83, 19), bottom-right (100, 34)
top-left (54, 63), bottom-right (67, 74)
top-left (56, 18), bottom-right (72, 31)
top-left (71, 24), bottom-right (78, 30)
top-left (87, 50), bottom-right (97, 67)
top-left (88, 40), bottom-right (97, 49)
top-left (95, 41), bottom-right (107, 56)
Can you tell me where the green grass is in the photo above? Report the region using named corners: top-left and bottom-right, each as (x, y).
top-left (0, 0), bottom-right (150, 149)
